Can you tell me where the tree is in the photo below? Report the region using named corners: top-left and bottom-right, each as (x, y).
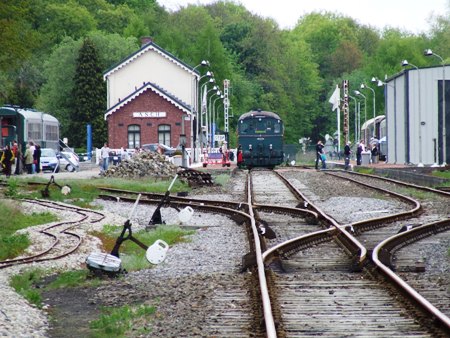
top-left (70, 38), bottom-right (106, 148)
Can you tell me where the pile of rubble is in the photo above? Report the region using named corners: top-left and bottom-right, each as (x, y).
top-left (100, 151), bottom-right (178, 178)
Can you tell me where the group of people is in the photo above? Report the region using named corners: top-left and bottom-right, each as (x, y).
top-left (0, 141), bottom-right (41, 177)
top-left (99, 143), bottom-right (131, 173)
top-left (315, 138), bottom-right (380, 170)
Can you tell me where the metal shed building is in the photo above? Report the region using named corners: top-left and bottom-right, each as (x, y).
top-left (385, 65), bottom-right (449, 165)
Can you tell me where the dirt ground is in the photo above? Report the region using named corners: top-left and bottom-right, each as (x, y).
top-left (41, 285), bottom-right (104, 337)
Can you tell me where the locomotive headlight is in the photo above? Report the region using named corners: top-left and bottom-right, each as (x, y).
top-left (249, 144), bottom-right (252, 150)
top-left (269, 144), bottom-right (273, 150)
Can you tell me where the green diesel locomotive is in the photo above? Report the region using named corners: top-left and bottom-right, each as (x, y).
top-left (237, 110), bottom-right (284, 169)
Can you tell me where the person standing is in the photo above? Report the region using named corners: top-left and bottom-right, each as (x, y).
top-left (100, 143), bottom-right (110, 172)
top-left (344, 141), bottom-right (352, 170)
top-left (315, 140), bottom-right (324, 170)
top-left (14, 143), bottom-right (23, 175)
top-left (0, 145), bottom-right (15, 177)
top-left (34, 144), bottom-right (41, 173)
top-left (356, 139), bottom-right (365, 165)
top-left (29, 141), bottom-right (36, 173)
top-left (24, 144), bottom-right (34, 174)
top-left (237, 144), bottom-right (243, 168)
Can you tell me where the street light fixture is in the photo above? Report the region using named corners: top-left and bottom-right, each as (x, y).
top-left (354, 90), bottom-right (367, 137)
top-left (424, 49), bottom-right (446, 166)
top-left (360, 83), bottom-right (376, 136)
top-left (402, 59), bottom-right (423, 167)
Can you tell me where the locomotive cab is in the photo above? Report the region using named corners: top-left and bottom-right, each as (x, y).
top-left (238, 111), bottom-right (284, 168)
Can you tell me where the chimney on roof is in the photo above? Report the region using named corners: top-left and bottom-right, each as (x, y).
top-left (141, 36), bottom-right (153, 47)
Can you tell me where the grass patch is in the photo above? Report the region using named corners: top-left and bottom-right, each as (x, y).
top-left (397, 187), bottom-right (438, 200)
top-left (213, 173), bottom-right (231, 186)
top-left (354, 167), bottom-right (375, 175)
top-left (17, 176), bottom-right (190, 208)
top-left (89, 303), bottom-right (155, 337)
top-left (10, 269), bottom-right (46, 308)
top-left (93, 224), bottom-right (193, 272)
top-left (10, 269), bottom-right (103, 308)
top-left (0, 200), bottom-right (58, 260)
top-left (432, 170), bottom-right (450, 181)
top-left (45, 270), bottom-right (102, 290)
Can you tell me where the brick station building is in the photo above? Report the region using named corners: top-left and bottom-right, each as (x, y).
top-left (103, 37), bottom-right (199, 150)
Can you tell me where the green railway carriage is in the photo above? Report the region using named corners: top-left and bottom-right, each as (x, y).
top-left (237, 110), bottom-right (284, 168)
top-left (0, 105), bottom-right (60, 151)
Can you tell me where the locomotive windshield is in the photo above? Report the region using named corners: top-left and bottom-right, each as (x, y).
top-left (239, 117), bottom-right (283, 135)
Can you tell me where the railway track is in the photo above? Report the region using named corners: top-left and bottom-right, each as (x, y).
top-left (94, 168), bottom-right (450, 336)
top-left (0, 200), bottom-right (105, 269)
top-left (256, 168), bottom-right (449, 336)
top-left (5, 167), bottom-right (448, 337)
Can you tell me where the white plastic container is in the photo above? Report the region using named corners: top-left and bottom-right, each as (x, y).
top-left (178, 206), bottom-right (194, 224)
top-left (146, 239), bottom-right (169, 264)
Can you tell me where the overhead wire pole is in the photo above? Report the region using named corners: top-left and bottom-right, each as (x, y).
top-left (223, 79), bottom-right (230, 142)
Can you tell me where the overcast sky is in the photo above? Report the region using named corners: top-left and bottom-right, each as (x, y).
top-left (158, 0), bottom-right (449, 34)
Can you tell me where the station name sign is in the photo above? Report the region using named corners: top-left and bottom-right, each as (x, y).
top-left (133, 112), bottom-right (167, 118)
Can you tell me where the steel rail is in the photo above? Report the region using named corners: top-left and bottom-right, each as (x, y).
top-left (373, 219), bottom-right (450, 332)
top-left (247, 173), bottom-right (277, 337)
top-left (0, 199), bottom-right (104, 269)
top-left (325, 172), bottom-right (423, 232)
top-left (98, 187), bottom-right (248, 211)
top-left (274, 170), bottom-right (367, 264)
top-left (262, 228), bottom-right (336, 264)
top-left (341, 170), bottom-right (450, 197)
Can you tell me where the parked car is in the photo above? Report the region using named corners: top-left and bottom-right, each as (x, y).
top-left (40, 148), bottom-right (60, 172)
top-left (57, 151), bottom-right (79, 172)
top-left (142, 143), bottom-right (177, 156)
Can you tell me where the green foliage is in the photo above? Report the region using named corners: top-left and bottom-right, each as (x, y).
top-left (10, 269), bottom-right (102, 309)
top-left (89, 304), bottom-right (155, 337)
top-left (45, 270), bottom-right (101, 289)
top-left (213, 173), bottom-right (230, 186)
top-left (5, 178), bottom-right (19, 197)
top-left (70, 38), bottom-right (106, 148)
top-left (3, 0), bottom-right (449, 145)
top-left (10, 269), bottom-right (45, 308)
top-left (432, 170), bottom-right (450, 180)
top-left (0, 200), bottom-right (58, 260)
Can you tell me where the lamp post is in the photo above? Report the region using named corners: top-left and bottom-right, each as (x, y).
top-left (208, 89), bottom-right (220, 146)
top-left (213, 94), bottom-right (223, 136)
top-left (361, 83), bottom-right (376, 137)
top-left (402, 59), bottom-right (423, 167)
top-left (191, 61), bottom-right (209, 162)
top-left (205, 86), bottom-right (218, 146)
top-left (354, 90), bottom-right (366, 142)
top-left (199, 78), bottom-right (215, 147)
top-left (424, 49), bottom-right (446, 166)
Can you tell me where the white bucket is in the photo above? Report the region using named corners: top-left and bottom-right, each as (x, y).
top-left (146, 239), bottom-right (169, 265)
top-left (178, 206), bottom-right (194, 224)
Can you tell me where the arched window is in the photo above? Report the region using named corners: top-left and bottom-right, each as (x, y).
top-left (128, 124), bottom-right (140, 148)
top-left (158, 124), bottom-right (171, 146)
